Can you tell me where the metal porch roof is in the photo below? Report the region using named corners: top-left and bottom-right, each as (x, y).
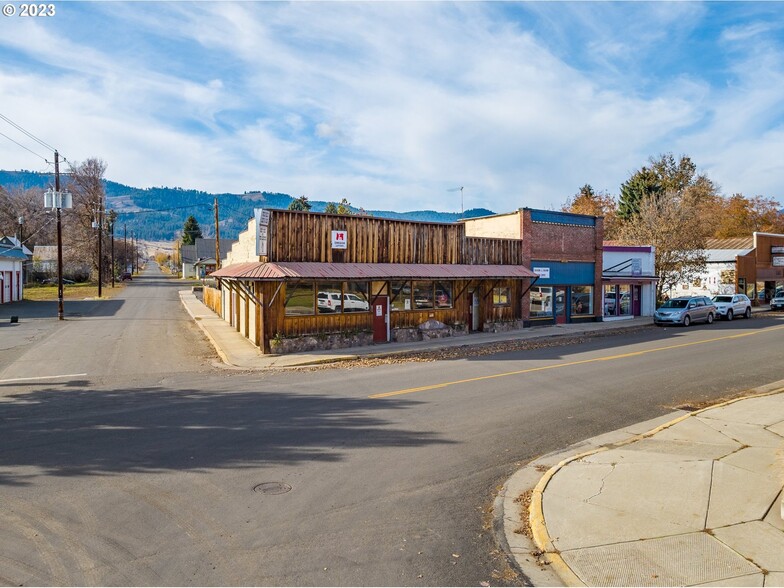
top-left (211, 261), bottom-right (537, 281)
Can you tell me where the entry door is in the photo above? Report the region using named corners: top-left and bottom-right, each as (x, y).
top-left (555, 287), bottom-right (567, 324)
top-left (372, 296), bottom-right (389, 343)
top-left (632, 285), bottom-right (641, 316)
top-left (470, 291), bottom-right (480, 332)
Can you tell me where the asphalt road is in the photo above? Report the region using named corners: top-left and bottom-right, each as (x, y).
top-left (1, 265), bottom-right (783, 586)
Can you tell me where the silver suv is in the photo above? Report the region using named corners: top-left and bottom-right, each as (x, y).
top-left (654, 296), bottom-right (716, 327)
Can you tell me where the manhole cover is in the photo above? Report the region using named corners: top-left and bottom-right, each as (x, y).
top-left (253, 482), bottom-right (292, 495)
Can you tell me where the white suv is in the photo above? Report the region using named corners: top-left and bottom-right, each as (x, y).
top-left (711, 294), bottom-right (752, 321)
top-left (317, 291), bottom-right (342, 313)
top-left (771, 290), bottom-right (784, 311)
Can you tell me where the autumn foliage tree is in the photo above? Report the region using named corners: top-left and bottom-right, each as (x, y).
top-left (562, 184), bottom-right (620, 239)
top-left (713, 194), bottom-right (784, 237)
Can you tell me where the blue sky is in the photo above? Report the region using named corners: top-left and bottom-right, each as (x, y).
top-left (1, 1), bottom-right (783, 214)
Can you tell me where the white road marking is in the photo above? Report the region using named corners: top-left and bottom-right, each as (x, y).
top-left (0, 373), bottom-right (88, 384)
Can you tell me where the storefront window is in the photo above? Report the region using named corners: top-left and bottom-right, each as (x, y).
top-left (285, 282), bottom-right (315, 316)
top-left (619, 284), bottom-right (631, 315)
top-left (413, 281), bottom-right (434, 309)
top-left (435, 281), bottom-right (453, 308)
top-left (390, 281), bottom-right (411, 312)
top-left (571, 286), bottom-right (592, 315)
top-left (493, 287), bottom-right (510, 306)
top-left (316, 281), bottom-right (343, 314)
top-left (604, 285), bottom-right (618, 316)
top-left (530, 286), bottom-right (553, 317)
top-left (344, 281), bottom-right (370, 313)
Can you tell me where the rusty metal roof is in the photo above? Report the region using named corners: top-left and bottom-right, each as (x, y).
top-left (211, 262), bottom-right (537, 280)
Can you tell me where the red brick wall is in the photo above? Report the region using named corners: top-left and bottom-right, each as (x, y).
top-left (529, 223), bottom-right (598, 261)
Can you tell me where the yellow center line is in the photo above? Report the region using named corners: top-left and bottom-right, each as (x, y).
top-left (368, 324), bottom-right (784, 399)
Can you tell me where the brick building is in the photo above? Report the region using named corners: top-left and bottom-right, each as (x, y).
top-left (463, 208), bottom-right (604, 324)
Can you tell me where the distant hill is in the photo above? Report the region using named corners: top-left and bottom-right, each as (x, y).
top-left (0, 170), bottom-right (496, 242)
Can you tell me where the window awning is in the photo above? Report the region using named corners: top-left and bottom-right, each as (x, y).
top-left (211, 261), bottom-right (537, 281)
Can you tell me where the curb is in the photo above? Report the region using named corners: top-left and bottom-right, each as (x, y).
top-left (509, 380), bottom-right (784, 587)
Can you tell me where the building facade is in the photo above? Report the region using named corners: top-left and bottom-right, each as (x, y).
top-left (211, 210), bottom-right (538, 353)
top-left (463, 208), bottom-right (604, 325)
top-left (0, 240), bottom-right (26, 304)
top-left (602, 245), bottom-right (657, 319)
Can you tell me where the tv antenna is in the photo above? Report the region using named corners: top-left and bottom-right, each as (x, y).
top-left (447, 186), bottom-right (464, 219)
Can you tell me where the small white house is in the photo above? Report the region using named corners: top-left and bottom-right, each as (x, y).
top-left (602, 245), bottom-right (658, 319)
top-left (0, 238), bottom-right (28, 304)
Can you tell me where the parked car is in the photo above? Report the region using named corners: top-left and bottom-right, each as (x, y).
top-left (317, 291), bottom-right (342, 313)
top-left (342, 293), bottom-right (369, 312)
top-left (120, 272), bottom-right (132, 281)
top-left (654, 296), bottom-right (716, 327)
top-left (771, 290), bottom-right (784, 311)
top-left (711, 294), bottom-right (751, 320)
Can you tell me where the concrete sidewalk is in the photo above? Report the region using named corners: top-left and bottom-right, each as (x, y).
top-left (178, 289), bottom-right (656, 369)
top-left (500, 383), bottom-right (784, 587)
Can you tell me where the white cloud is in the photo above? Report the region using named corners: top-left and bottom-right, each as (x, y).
top-left (1, 2), bottom-right (783, 214)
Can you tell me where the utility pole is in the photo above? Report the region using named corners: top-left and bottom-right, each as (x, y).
top-left (123, 223), bottom-right (127, 273)
top-left (108, 210), bottom-right (117, 287)
top-left (55, 151), bottom-right (64, 320)
top-left (95, 207), bottom-right (103, 298)
top-left (214, 197), bottom-right (221, 271)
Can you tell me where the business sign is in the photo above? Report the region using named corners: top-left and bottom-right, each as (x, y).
top-left (772, 246), bottom-right (784, 254)
top-left (631, 258), bottom-right (642, 276)
top-left (773, 256), bottom-right (784, 267)
top-left (331, 230), bottom-right (347, 250)
top-left (255, 208), bottom-right (271, 256)
top-left (532, 267), bottom-right (550, 279)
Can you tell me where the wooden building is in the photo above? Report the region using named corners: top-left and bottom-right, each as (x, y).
top-left (210, 210), bottom-right (537, 353)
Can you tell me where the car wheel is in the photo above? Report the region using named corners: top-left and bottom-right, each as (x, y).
top-left (726, 309), bottom-right (733, 321)
top-left (744, 307), bottom-right (751, 319)
top-left (683, 315), bottom-right (691, 327)
top-left (707, 312), bottom-right (714, 324)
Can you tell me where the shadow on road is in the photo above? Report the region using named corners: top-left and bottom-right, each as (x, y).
top-left (0, 384), bottom-right (454, 486)
top-left (0, 298), bottom-right (125, 320)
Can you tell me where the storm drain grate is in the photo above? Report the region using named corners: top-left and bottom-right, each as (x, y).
top-left (253, 482), bottom-right (292, 495)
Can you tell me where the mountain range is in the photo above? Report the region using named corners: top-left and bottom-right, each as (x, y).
top-left (0, 170), bottom-right (495, 242)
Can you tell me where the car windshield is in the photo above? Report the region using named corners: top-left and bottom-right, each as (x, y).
top-left (660, 299), bottom-right (688, 309)
top-left (713, 296), bottom-right (732, 303)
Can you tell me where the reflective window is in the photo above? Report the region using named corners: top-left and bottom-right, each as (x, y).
top-left (435, 281), bottom-right (453, 308)
top-left (604, 285), bottom-right (618, 316)
top-left (390, 281), bottom-right (411, 312)
top-left (530, 286), bottom-right (553, 317)
top-left (571, 286), bottom-right (592, 315)
top-left (316, 282), bottom-right (343, 314)
top-left (619, 284), bottom-right (631, 316)
top-left (493, 287), bottom-right (510, 306)
top-left (344, 282), bottom-right (370, 313)
top-left (285, 282), bottom-right (315, 316)
top-left (413, 281), bottom-right (434, 309)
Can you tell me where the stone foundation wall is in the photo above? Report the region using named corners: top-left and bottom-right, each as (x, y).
top-left (482, 319), bottom-right (526, 333)
top-left (270, 331), bottom-right (373, 354)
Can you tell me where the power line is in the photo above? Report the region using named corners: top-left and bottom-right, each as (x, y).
top-left (0, 130), bottom-right (50, 162)
top-left (0, 112), bottom-right (57, 152)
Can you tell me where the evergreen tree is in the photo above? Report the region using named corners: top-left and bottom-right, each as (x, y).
top-left (182, 215), bottom-right (202, 245)
top-left (618, 167), bottom-right (661, 220)
top-left (288, 196), bottom-right (312, 211)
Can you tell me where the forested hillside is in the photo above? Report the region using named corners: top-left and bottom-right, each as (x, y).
top-left (0, 170), bottom-right (495, 241)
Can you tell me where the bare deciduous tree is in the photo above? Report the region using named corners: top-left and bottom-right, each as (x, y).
top-left (618, 191), bottom-right (708, 303)
top-left (65, 158), bottom-right (108, 279)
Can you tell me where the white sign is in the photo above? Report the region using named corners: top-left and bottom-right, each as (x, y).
top-left (773, 256), bottom-right (784, 267)
top-left (258, 208), bottom-right (270, 226)
top-left (331, 230), bottom-right (348, 250)
top-left (257, 225), bottom-right (268, 256)
top-left (772, 246), bottom-right (784, 254)
top-left (631, 258), bottom-right (642, 276)
top-left (533, 267), bottom-right (550, 279)
top-left (376, 304), bottom-right (383, 317)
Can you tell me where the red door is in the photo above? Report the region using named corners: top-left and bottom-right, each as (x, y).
top-left (372, 296), bottom-right (389, 343)
top-left (555, 287), bottom-right (567, 324)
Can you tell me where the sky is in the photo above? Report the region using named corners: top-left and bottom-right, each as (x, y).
top-left (1, 1), bottom-right (783, 214)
